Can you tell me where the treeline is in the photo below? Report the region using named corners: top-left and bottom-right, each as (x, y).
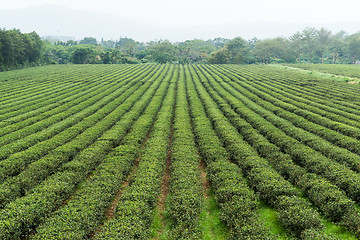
top-left (42, 37), bottom-right (220, 65)
top-left (45, 27), bottom-right (360, 65)
top-left (0, 29), bottom-right (42, 71)
top-left (1, 27), bottom-right (360, 70)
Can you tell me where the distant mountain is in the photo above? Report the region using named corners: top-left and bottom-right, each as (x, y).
top-left (0, 5), bottom-right (359, 42)
top-left (0, 5), bottom-right (159, 41)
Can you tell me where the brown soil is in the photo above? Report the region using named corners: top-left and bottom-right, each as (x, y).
top-left (89, 155), bottom-right (141, 239)
top-left (105, 154), bottom-right (141, 221)
top-left (199, 160), bottom-right (210, 198)
top-left (90, 130), bottom-right (152, 239)
top-left (152, 115), bottom-right (174, 240)
top-left (158, 134), bottom-right (172, 212)
top-left (348, 81), bottom-right (359, 84)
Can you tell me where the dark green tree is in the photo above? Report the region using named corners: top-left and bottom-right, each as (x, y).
top-left (148, 40), bottom-right (177, 63)
top-left (116, 37), bottom-right (138, 56)
top-left (301, 27), bottom-right (317, 63)
top-left (70, 46), bottom-right (95, 64)
top-left (329, 31), bottom-right (347, 64)
top-left (177, 39), bottom-right (216, 63)
top-left (208, 47), bottom-right (229, 64)
top-left (289, 32), bottom-right (304, 63)
top-left (209, 37), bottom-right (229, 48)
top-left (66, 40), bottom-right (78, 46)
top-left (346, 32), bottom-right (360, 63)
top-left (226, 37), bottom-right (250, 64)
top-left (253, 37), bottom-right (290, 63)
top-left (79, 37), bottom-right (98, 45)
top-left (0, 29), bottom-right (43, 70)
top-left (316, 28), bottom-right (332, 64)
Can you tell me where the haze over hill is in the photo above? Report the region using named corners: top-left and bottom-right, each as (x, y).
top-left (0, 4), bottom-right (359, 42)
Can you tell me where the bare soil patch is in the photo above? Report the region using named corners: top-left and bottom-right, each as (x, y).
top-left (199, 160), bottom-right (210, 199)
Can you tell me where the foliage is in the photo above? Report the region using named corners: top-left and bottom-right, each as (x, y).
top-left (147, 40), bottom-right (177, 63)
top-left (2, 26), bottom-right (360, 68)
top-left (0, 29), bottom-right (42, 70)
top-left (208, 47), bottom-right (229, 64)
top-left (79, 37), bottom-right (98, 45)
top-left (70, 45), bottom-right (96, 64)
top-left (1, 64), bottom-right (360, 239)
top-left (346, 32), bottom-right (360, 63)
top-left (208, 37), bottom-right (251, 64)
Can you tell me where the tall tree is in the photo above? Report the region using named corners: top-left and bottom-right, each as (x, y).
top-left (177, 39), bottom-right (216, 63)
top-left (346, 32), bottom-right (360, 63)
top-left (226, 37), bottom-right (250, 64)
top-left (301, 27), bottom-right (317, 63)
top-left (289, 32), bottom-right (304, 63)
top-left (208, 37), bottom-right (229, 48)
top-left (70, 46), bottom-right (95, 64)
top-left (79, 37), bottom-right (98, 45)
top-left (316, 28), bottom-right (332, 64)
top-left (208, 47), bottom-right (229, 64)
top-left (148, 40), bottom-right (177, 63)
top-left (329, 31), bottom-right (347, 64)
top-left (115, 37), bottom-right (138, 56)
top-left (253, 37), bottom-right (289, 63)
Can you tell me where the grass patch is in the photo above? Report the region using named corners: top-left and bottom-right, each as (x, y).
top-left (323, 219), bottom-right (357, 239)
top-left (149, 193), bottom-right (173, 240)
top-left (258, 201), bottom-right (293, 240)
top-left (199, 190), bottom-right (229, 240)
top-left (270, 64), bottom-right (359, 83)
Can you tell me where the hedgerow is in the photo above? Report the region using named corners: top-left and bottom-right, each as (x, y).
top-left (95, 65), bottom-right (177, 239)
top-left (1, 64), bottom-right (360, 239)
top-left (185, 65), bottom-right (270, 239)
top-left (166, 65), bottom-right (203, 239)
top-left (33, 65), bottom-right (174, 239)
top-left (0, 65), bottom-right (167, 239)
top-left (200, 64), bottom-right (360, 236)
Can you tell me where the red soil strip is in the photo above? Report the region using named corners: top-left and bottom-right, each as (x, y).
top-left (199, 160), bottom-right (210, 199)
top-left (158, 134), bottom-right (172, 212)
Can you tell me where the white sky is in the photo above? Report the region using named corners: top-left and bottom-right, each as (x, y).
top-left (0, 0), bottom-right (359, 41)
top-left (1, 0), bottom-right (360, 27)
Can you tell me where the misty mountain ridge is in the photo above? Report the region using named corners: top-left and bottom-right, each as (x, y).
top-left (0, 4), bottom-right (359, 42)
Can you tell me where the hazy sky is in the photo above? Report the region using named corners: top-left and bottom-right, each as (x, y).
top-left (1, 0), bottom-right (360, 26)
top-left (0, 0), bottom-right (359, 41)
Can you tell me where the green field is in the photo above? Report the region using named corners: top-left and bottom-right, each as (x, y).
top-left (1, 64), bottom-right (360, 239)
top-left (284, 63), bottom-right (360, 80)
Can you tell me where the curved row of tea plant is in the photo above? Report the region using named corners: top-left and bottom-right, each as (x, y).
top-left (0, 65), bottom-right (169, 239)
top-left (0, 68), bottom-right (134, 150)
top-left (0, 65), bottom-right (122, 112)
top-left (190, 65), bottom-right (331, 238)
top-left (166, 65), bottom-right (203, 238)
top-left (184, 65), bottom-right (270, 239)
top-left (0, 65), bottom-right (145, 134)
top-left (230, 65), bottom-right (360, 107)
top-left (0, 65), bottom-right (160, 186)
top-left (236, 68), bottom-right (360, 123)
top-left (257, 65), bottom-right (360, 101)
top-left (32, 65), bottom-right (174, 239)
top-left (198, 64), bottom-right (360, 236)
top-left (0, 65), bottom-right (166, 210)
top-left (285, 64), bottom-right (360, 79)
top-left (95, 67), bottom-right (177, 239)
top-left (1, 64), bottom-right (360, 239)
top-left (207, 66), bottom-right (360, 204)
top-left (216, 65), bottom-right (360, 142)
top-left (0, 65), bottom-right (86, 103)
